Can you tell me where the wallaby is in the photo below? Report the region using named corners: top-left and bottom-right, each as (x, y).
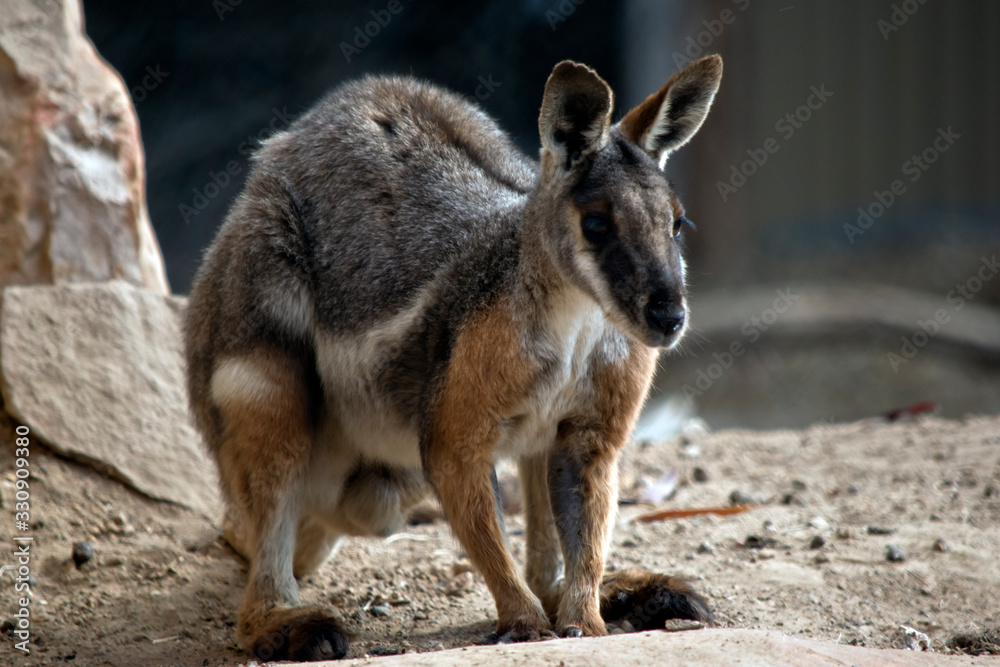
top-left (185, 55), bottom-right (723, 661)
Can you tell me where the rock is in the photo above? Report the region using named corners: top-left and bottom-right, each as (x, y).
top-left (664, 619), bottom-right (704, 632)
top-left (894, 625), bottom-right (931, 651)
top-left (807, 516), bottom-right (829, 531)
top-left (0, 282), bottom-right (220, 518)
top-left (692, 466), bottom-right (710, 482)
top-left (835, 527), bottom-right (852, 539)
top-left (370, 605), bottom-right (392, 618)
top-left (72, 541), bottom-right (93, 568)
top-left (932, 538), bottom-right (947, 552)
top-left (729, 489), bottom-right (756, 506)
top-left (867, 525), bottom-right (895, 535)
top-left (697, 541), bottom-right (714, 555)
top-left (0, 0), bottom-right (168, 293)
top-left (886, 544), bottom-right (906, 562)
top-left (350, 628), bottom-right (977, 666)
top-left (809, 535), bottom-right (825, 549)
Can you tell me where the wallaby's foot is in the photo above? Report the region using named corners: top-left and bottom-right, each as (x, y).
top-left (481, 607), bottom-right (557, 644)
top-left (556, 594), bottom-right (608, 638)
top-left (243, 606), bottom-right (349, 662)
top-left (599, 568), bottom-right (713, 632)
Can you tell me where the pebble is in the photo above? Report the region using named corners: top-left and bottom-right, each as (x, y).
top-left (369, 605), bottom-right (392, 618)
top-left (867, 526), bottom-right (895, 535)
top-left (835, 527), bottom-right (852, 540)
top-left (697, 541), bottom-right (714, 555)
top-left (729, 490), bottom-right (756, 506)
top-left (886, 544), bottom-right (906, 562)
top-left (72, 541), bottom-right (94, 568)
top-left (809, 535), bottom-right (825, 549)
top-left (664, 619), bottom-right (705, 632)
top-left (413, 609), bottom-right (430, 621)
top-left (932, 538), bottom-right (947, 552)
top-left (813, 553), bottom-right (830, 564)
top-left (808, 516), bottom-right (829, 531)
top-left (692, 467), bottom-right (710, 482)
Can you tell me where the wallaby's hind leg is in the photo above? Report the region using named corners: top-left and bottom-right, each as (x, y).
top-left (520, 453), bottom-right (564, 620)
top-left (212, 351), bottom-right (348, 661)
top-left (293, 516), bottom-right (344, 578)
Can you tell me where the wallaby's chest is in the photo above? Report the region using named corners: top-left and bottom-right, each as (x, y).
top-left (313, 286), bottom-right (617, 467)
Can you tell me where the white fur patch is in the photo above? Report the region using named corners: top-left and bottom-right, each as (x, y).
top-left (495, 287), bottom-right (608, 459)
top-left (313, 282), bottom-right (440, 469)
top-left (210, 357), bottom-right (278, 406)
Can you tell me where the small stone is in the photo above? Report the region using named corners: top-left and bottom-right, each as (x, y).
top-left (867, 526), bottom-right (895, 535)
top-left (664, 619), bottom-right (705, 632)
top-left (780, 493), bottom-right (804, 506)
top-left (369, 604), bottom-right (391, 618)
top-left (791, 480), bottom-right (808, 491)
top-left (932, 538), bottom-right (947, 552)
top-left (697, 542), bottom-right (714, 555)
top-left (413, 609), bottom-right (430, 621)
top-left (813, 553), bottom-right (830, 564)
top-left (809, 535), bottom-right (825, 549)
top-left (729, 490), bottom-right (755, 506)
top-left (808, 516), bottom-right (829, 531)
top-left (835, 527), bottom-right (851, 539)
top-left (1, 619), bottom-right (14, 634)
top-left (619, 620), bottom-right (635, 633)
top-left (621, 538), bottom-right (637, 548)
top-left (929, 513), bottom-right (942, 522)
top-left (886, 544), bottom-right (906, 562)
top-left (692, 467), bottom-right (709, 482)
top-left (72, 541), bottom-right (94, 568)
top-left (429, 641), bottom-right (444, 651)
top-left (984, 484), bottom-right (998, 498)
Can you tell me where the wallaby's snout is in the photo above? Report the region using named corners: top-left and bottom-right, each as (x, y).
top-left (645, 291), bottom-right (686, 338)
top-left (533, 56), bottom-right (722, 349)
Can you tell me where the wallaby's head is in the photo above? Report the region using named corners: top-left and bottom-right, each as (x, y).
top-left (533, 56), bottom-right (722, 348)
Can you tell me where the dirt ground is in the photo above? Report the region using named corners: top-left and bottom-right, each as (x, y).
top-left (1, 411), bottom-right (998, 666)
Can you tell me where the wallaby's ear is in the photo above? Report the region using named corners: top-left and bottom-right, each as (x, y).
top-left (618, 55), bottom-right (722, 169)
top-left (539, 61), bottom-right (614, 172)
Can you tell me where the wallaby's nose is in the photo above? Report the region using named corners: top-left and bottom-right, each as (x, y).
top-left (645, 295), bottom-right (686, 335)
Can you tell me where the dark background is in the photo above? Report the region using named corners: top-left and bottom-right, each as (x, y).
top-left (82, 0), bottom-right (1000, 428)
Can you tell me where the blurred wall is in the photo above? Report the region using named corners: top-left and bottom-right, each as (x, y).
top-left (629, 0), bottom-right (1000, 303)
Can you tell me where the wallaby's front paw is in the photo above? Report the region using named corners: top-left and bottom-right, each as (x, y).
top-left (599, 568), bottom-right (713, 632)
top-left (245, 607), bottom-right (349, 662)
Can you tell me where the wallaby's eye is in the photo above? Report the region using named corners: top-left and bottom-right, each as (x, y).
top-left (581, 213), bottom-right (614, 244)
top-left (673, 215), bottom-right (695, 236)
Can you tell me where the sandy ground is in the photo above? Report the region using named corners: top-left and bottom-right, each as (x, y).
top-left (1, 412), bottom-right (998, 665)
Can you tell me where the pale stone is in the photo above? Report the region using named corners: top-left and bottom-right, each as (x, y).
top-left (0, 282), bottom-right (219, 518)
top-left (0, 0), bottom-right (169, 293)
